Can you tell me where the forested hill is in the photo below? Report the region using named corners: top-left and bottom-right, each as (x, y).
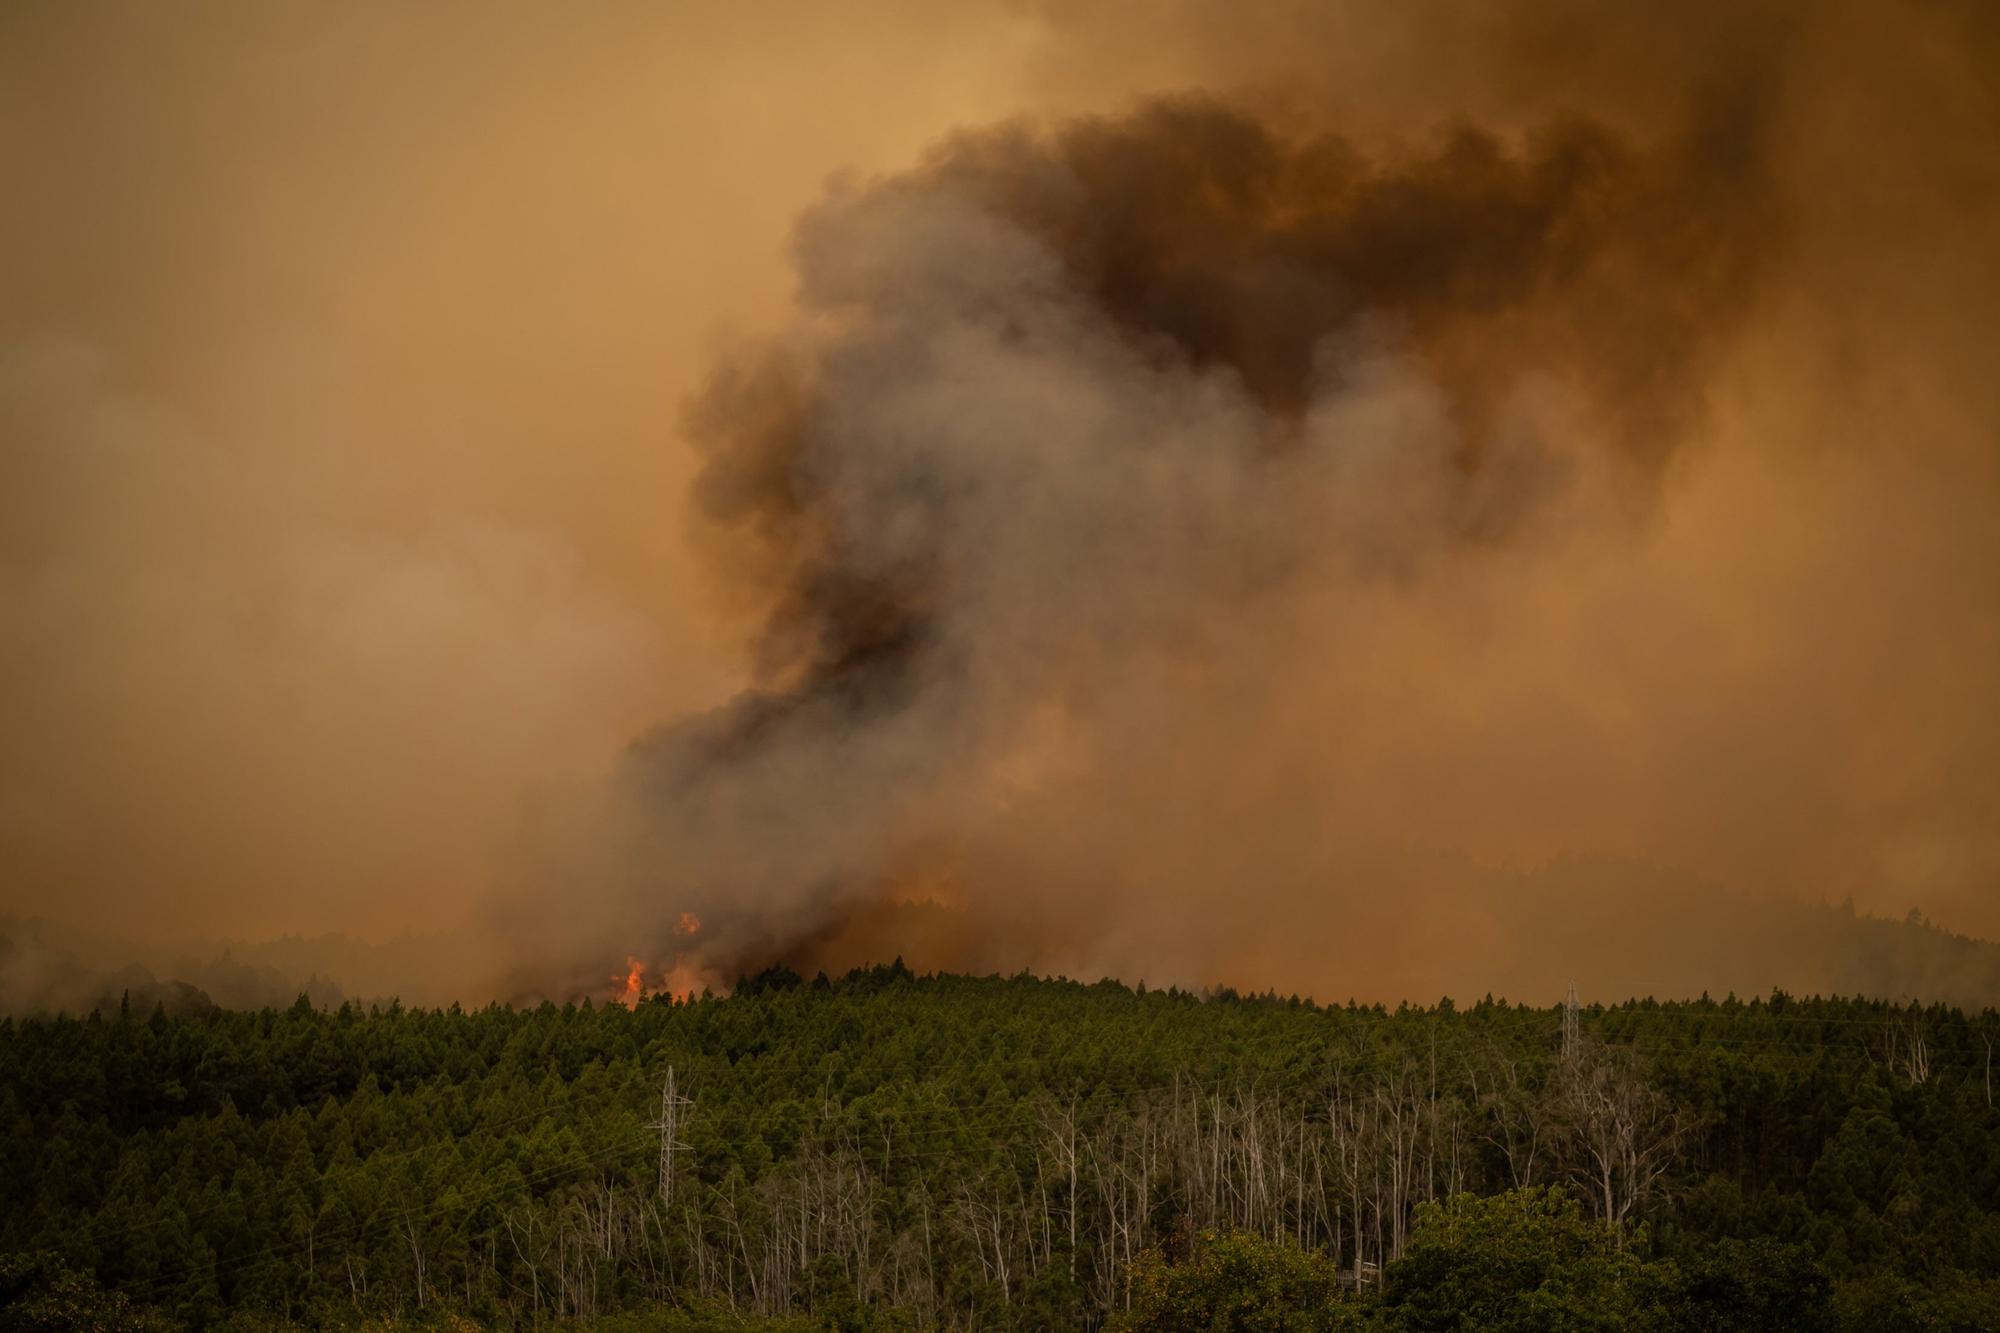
top-left (5, 967), bottom-right (2000, 1330)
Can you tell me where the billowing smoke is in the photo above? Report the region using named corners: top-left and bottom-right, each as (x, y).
top-left (511, 1), bottom-right (2000, 1006)
top-left (5, 0), bottom-right (1997, 1010)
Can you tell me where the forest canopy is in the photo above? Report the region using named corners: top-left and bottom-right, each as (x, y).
top-left (4, 969), bottom-right (1999, 1330)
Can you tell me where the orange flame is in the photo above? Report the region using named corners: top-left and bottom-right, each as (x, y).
top-left (616, 956), bottom-right (646, 1009)
top-left (609, 914), bottom-right (708, 1006)
top-left (662, 958), bottom-right (703, 1000)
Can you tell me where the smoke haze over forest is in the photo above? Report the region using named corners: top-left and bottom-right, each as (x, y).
top-left (3, 1), bottom-right (1998, 1010)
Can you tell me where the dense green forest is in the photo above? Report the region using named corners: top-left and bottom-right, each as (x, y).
top-left (5, 966), bottom-right (1999, 1330)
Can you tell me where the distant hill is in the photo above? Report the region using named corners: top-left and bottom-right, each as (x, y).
top-left (0, 917), bottom-right (447, 1015)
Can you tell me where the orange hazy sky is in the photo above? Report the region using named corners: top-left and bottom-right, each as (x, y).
top-left (3, 2), bottom-right (1997, 984)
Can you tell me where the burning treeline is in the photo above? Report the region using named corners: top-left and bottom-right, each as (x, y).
top-left (519, 2), bottom-right (2000, 1007)
top-left (616, 913), bottom-right (704, 1007)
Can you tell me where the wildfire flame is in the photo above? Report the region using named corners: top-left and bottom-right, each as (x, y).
top-left (609, 914), bottom-right (707, 1007)
top-left (617, 956), bottom-right (646, 1008)
top-left (661, 959), bottom-right (704, 999)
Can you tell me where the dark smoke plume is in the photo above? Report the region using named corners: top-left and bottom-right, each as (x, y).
top-left (699, 93), bottom-right (1777, 677)
top-left (507, 1), bottom-right (2000, 1006)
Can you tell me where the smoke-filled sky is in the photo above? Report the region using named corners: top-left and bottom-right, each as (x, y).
top-left (4, 1), bottom-right (1998, 1006)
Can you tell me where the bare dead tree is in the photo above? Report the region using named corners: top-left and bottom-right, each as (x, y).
top-left (1886, 1013), bottom-right (1933, 1086)
top-left (1556, 1041), bottom-right (1687, 1238)
top-left (1473, 1043), bottom-right (1554, 1189)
